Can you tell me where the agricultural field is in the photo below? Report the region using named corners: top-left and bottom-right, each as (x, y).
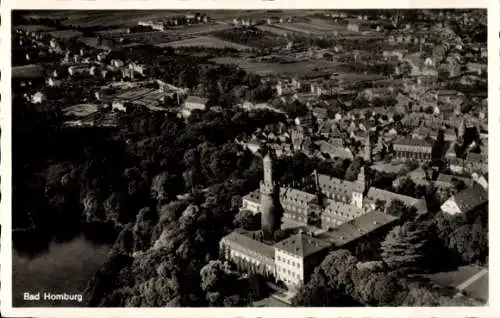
top-left (166, 23), bottom-right (236, 37)
top-left (95, 28), bottom-right (130, 37)
top-left (158, 36), bottom-right (254, 51)
top-left (210, 10), bottom-right (328, 23)
top-left (255, 25), bottom-right (290, 37)
top-left (103, 24), bottom-right (236, 46)
top-left (12, 64), bottom-right (45, 79)
top-left (62, 104), bottom-right (100, 118)
top-left (211, 28), bottom-right (289, 50)
top-left (271, 22), bottom-right (341, 35)
top-left (48, 29), bottom-right (84, 39)
top-left (109, 31), bottom-right (179, 46)
top-left (211, 57), bottom-right (339, 77)
top-left (307, 17), bottom-right (346, 28)
top-left (17, 25), bottom-right (56, 32)
top-left (23, 11), bottom-right (184, 28)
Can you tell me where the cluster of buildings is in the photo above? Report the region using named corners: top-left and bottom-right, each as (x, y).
top-left (219, 14), bottom-right (488, 288)
top-left (14, 26), bottom-right (210, 124)
top-left (221, 136), bottom-right (487, 292)
top-left (220, 151), bottom-right (429, 291)
top-left (231, 15), bottom-right (297, 27)
top-left (138, 13), bottom-right (212, 31)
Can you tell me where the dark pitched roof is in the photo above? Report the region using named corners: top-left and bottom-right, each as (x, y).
top-left (322, 199), bottom-right (363, 221)
top-left (407, 167), bottom-right (428, 180)
top-left (466, 152), bottom-right (486, 163)
top-left (314, 141), bottom-right (353, 160)
top-left (220, 231), bottom-right (275, 260)
top-left (242, 190), bottom-right (261, 204)
top-left (316, 210), bottom-right (398, 246)
top-left (273, 232), bottom-right (332, 257)
top-left (436, 174), bottom-right (473, 187)
top-left (313, 107), bottom-right (328, 116)
top-left (365, 187), bottom-right (428, 213)
top-left (394, 137), bottom-right (433, 148)
top-left (185, 96), bottom-right (208, 105)
top-left (451, 182), bottom-right (488, 214)
top-left (279, 187), bottom-right (316, 206)
top-left (317, 173), bottom-right (364, 198)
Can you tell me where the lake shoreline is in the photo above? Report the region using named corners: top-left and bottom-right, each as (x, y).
top-left (12, 229), bottom-right (115, 307)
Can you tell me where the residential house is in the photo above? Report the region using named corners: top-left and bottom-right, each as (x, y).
top-left (440, 182), bottom-right (488, 215)
top-left (364, 187), bottom-right (428, 214)
top-left (181, 96), bottom-right (208, 117)
top-left (392, 137), bottom-right (433, 162)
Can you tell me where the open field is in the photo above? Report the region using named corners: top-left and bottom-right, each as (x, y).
top-left (109, 31), bottom-right (178, 46)
top-left (212, 28), bottom-right (289, 49)
top-left (211, 10), bottom-right (328, 23)
top-left (12, 64), bottom-right (44, 79)
top-left (80, 37), bottom-right (139, 49)
top-left (272, 22), bottom-right (343, 35)
top-left (63, 104), bottom-right (100, 118)
top-left (166, 23), bottom-right (236, 37)
top-left (21, 10), bottom-right (332, 28)
top-left (158, 36), bottom-right (254, 51)
top-left (95, 28), bottom-right (130, 36)
top-left (48, 30), bottom-right (84, 39)
top-left (211, 57), bottom-right (338, 76)
top-left (294, 21), bottom-right (346, 32)
top-left (255, 25), bottom-right (290, 37)
top-left (307, 17), bottom-right (346, 28)
top-left (22, 11), bottom-right (184, 28)
top-left (104, 24), bottom-right (236, 46)
top-left (17, 25), bottom-right (56, 32)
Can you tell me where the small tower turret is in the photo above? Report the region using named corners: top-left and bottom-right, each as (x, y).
top-left (364, 136), bottom-right (372, 163)
top-left (352, 166), bottom-right (366, 208)
top-left (291, 126), bottom-right (305, 152)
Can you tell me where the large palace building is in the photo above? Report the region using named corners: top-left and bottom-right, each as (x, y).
top-left (220, 151), bottom-right (424, 291)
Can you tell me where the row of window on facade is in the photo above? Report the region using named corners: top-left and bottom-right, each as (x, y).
top-left (282, 204), bottom-right (307, 214)
top-left (242, 201), bottom-right (260, 209)
top-left (323, 191), bottom-right (351, 201)
top-left (394, 145), bottom-right (432, 153)
top-left (283, 213), bottom-right (307, 223)
top-left (323, 207), bottom-right (361, 217)
top-left (281, 196), bottom-right (310, 205)
top-left (276, 255), bottom-right (301, 268)
top-left (321, 216), bottom-right (344, 226)
top-left (226, 245), bottom-right (272, 263)
top-left (277, 266), bottom-right (300, 279)
top-left (395, 151), bottom-right (432, 159)
top-left (322, 184), bottom-right (353, 195)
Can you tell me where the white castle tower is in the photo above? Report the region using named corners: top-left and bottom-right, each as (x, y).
top-left (260, 152), bottom-right (279, 236)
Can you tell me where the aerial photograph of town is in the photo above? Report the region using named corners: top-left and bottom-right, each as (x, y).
top-left (10, 9), bottom-right (488, 308)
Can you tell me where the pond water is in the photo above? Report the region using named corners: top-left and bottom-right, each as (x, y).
top-left (12, 234), bottom-right (112, 307)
